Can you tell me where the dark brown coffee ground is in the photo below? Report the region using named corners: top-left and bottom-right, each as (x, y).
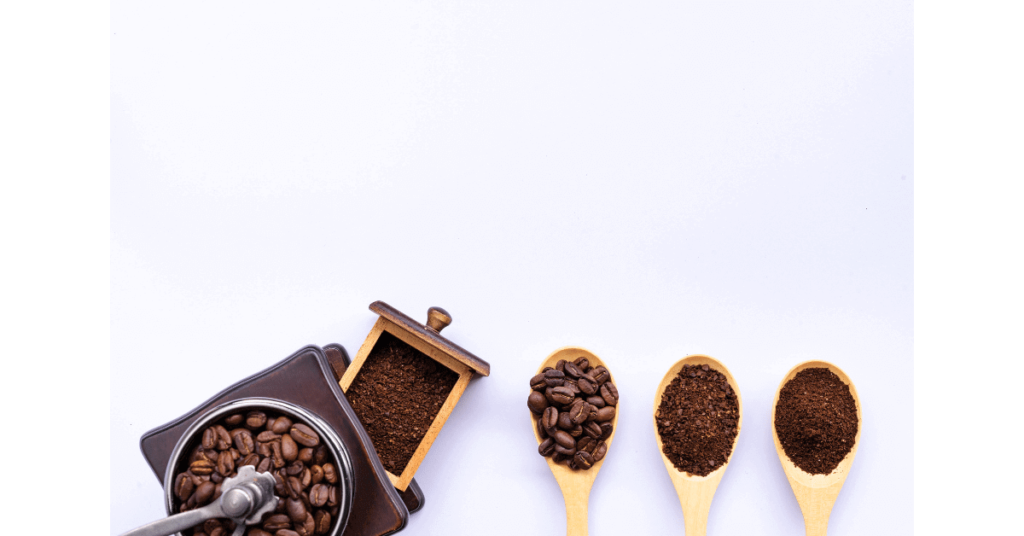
top-left (346, 332), bottom-right (459, 475)
top-left (656, 364), bottom-right (740, 476)
top-left (774, 367), bottom-right (858, 475)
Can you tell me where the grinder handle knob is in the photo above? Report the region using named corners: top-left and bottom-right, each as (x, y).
top-left (426, 307), bottom-right (452, 332)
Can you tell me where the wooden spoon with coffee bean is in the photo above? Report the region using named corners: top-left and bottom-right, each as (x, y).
top-left (529, 347), bottom-right (618, 536)
top-left (771, 360), bottom-right (861, 536)
top-left (653, 355), bottom-right (743, 536)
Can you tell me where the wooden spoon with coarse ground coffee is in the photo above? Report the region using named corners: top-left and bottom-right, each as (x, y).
top-left (655, 356), bottom-right (745, 536)
top-left (770, 360), bottom-right (860, 536)
top-left (531, 347), bottom-right (618, 536)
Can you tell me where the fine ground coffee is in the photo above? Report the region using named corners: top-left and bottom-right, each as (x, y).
top-left (774, 367), bottom-right (858, 475)
top-left (656, 364), bottom-right (739, 477)
top-left (346, 332), bottom-right (459, 475)
top-left (529, 357), bottom-right (616, 471)
top-left (172, 410), bottom-right (341, 536)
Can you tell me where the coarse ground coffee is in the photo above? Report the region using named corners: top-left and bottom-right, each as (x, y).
top-left (656, 364), bottom-right (739, 477)
top-left (346, 331), bottom-right (459, 475)
top-left (774, 367), bottom-right (857, 475)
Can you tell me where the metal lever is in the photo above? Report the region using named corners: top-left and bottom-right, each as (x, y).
top-left (120, 466), bottom-right (278, 536)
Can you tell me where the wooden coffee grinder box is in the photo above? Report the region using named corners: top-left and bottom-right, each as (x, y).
top-left (339, 301), bottom-right (490, 491)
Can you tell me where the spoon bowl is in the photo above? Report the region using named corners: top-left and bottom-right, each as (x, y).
top-left (653, 355), bottom-right (743, 536)
top-left (531, 347), bottom-right (618, 536)
top-left (771, 360), bottom-right (861, 536)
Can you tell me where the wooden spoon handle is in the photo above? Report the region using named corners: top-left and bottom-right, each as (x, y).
top-left (564, 497), bottom-right (588, 536)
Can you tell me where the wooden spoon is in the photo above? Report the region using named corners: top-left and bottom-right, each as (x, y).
top-left (771, 360), bottom-right (862, 536)
top-left (653, 355), bottom-right (743, 536)
top-left (531, 346), bottom-right (618, 536)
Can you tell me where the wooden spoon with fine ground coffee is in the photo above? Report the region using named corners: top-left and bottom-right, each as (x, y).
top-left (531, 347), bottom-right (618, 536)
top-left (653, 355), bottom-right (743, 536)
top-left (771, 360), bottom-right (862, 536)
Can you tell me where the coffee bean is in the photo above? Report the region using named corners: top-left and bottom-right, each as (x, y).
top-left (593, 441), bottom-right (608, 462)
top-left (314, 511), bottom-right (331, 535)
top-left (538, 438), bottom-right (555, 456)
top-left (584, 421), bottom-right (602, 439)
top-left (193, 481), bottom-right (215, 505)
top-left (309, 484), bottom-right (330, 507)
top-left (530, 373), bottom-right (547, 391)
top-left (297, 512), bottom-right (316, 536)
top-left (217, 450), bottom-right (234, 476)
top-left (546, 386), bottom-right (574, 406)
top-left (287, 476), bottom-right (304, 499)
top-left (552, 452), bottom-right (568, 464)
top-left (543, 369), bottom-right (566, 387)
top-left (587, 395), bottom-right (606, 409)
top-left (327, 485), bottom-right (338, 507)
top-left (208, 527), bottom-right (225, 536)
top-left (257, 457), bottom-right (272, 473)
top-left (286, 498), bottom-right (307, 523)
top-left (276, 529), bottom-right (300, 536)
top-left (537, 417), bottom-right (548, 439)
top-left (271, 416), bottom-right (293, 434)
top-left (574, 451), bottom-right (594, 469)
top-left (569, 399), bottom-right (589, 425)
top-left (528, 391), bottom-right (548, 414)
top-left (542, 407), bottom-right (559, 432)
top-left (555, 360), bottom-right (567, 373)
top-left (202, 428), bottom-right (217, 450)
top-left (557, 412), bottom-right (574, 430)
top-left (228, 447), bottom-right (240, 461)
top-left (322, 463), bottom-right (338, 484)
top-left (578, 377), bottom-right (597, 396)
top-left (563, 361), bottom-right (583, 378)
top-left (591, 366), bottom-right (610, 384)
top-left (554, 443), bottom-right (576, 456)
top-left (224, 414), bottom-right (244, 427)
top-left (257, 431), bottom-right (281, 443)
top-left (298, 448), bottom-right (314, 464)
top-left (286, 461), bottom-right (305, 476)
top-left (263, 514), bottom-right (291, 531)
top-left (190, 459), bottom-right (216, 476)
top-left (210, 471), bottom-right (224, 484)
top-left (246, 411), bottom-right (268, 430)
top-left (232, 429), bottom-right (255, 456)
top-left (300, 467), bottom-right (312, 489)
top-left (240, 453), bottom-right (260, 468)
top-left (312, 445), bottom-right (328, 466)
top-left (599, 422), bottom-right (613, 439)
top-left (203, 449), bottom-right (219, 462)
top-left (563, 378), bottom-right (580, 396)
top-left (600, 382), bottom-right (619, 406)
top-left (281, 434), bottom-right (299, 461)
top-left (290, 424), bottom-right (320, 447)
top-left (214, 425), bottom-right (233, 450)
top-left (310, 464), bottom-right (324, 485)
top-left (574, 356), bottom-right (590, 371)
top-left (553, 430), bottom-right (575, 449)
top-left (174, 473), bottom-right (194, 500)
top-left (569, 424), bottom-right (583, 438)
top-left (577, 437), bottom-right (592, 452)
top-left (596, 406), bottom-right (616, 422)
top-left (271, 441), bottom-right (286, 469)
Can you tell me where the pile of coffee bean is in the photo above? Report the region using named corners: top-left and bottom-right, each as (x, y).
top-left (172, 410), bottom-right (341, 536)
top-left (528, 357), bottom-right (616, 470)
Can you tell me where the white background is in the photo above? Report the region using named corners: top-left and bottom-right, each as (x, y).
top-left (110, 2), bottom-right (912, 535)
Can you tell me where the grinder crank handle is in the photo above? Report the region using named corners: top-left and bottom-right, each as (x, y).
top-left (119, 466), bottom-right (278, 536)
